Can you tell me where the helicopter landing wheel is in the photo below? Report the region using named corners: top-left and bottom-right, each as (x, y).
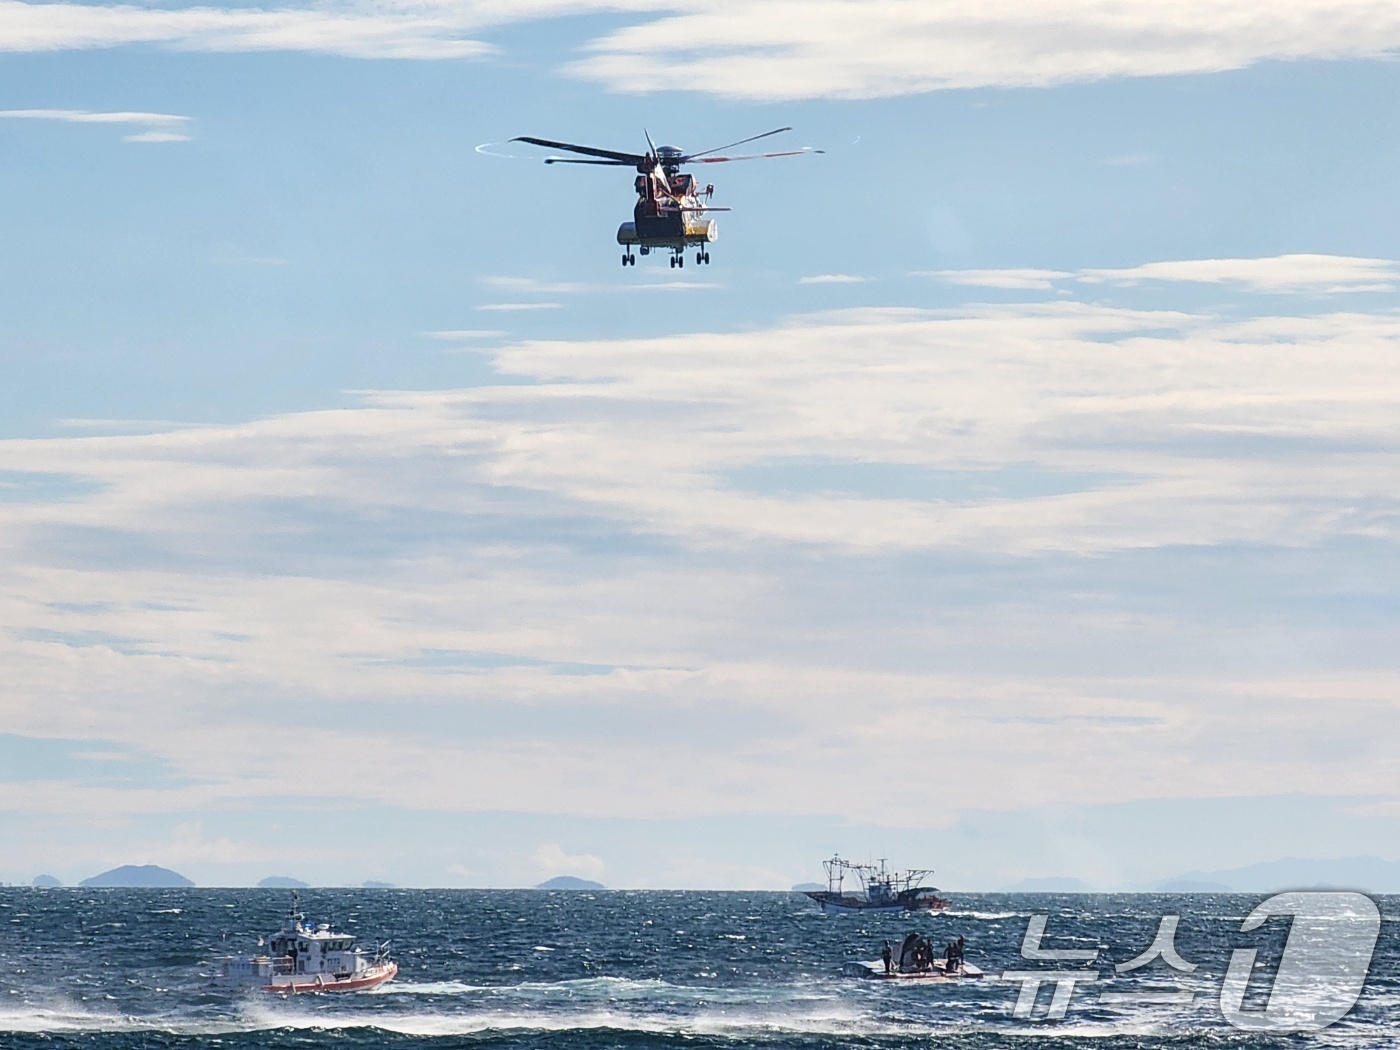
top-left (622, 253), bottom-right (629, 267)
top-left (678, 254), bottom-right (684, 268)
top-left (669, 256), bottom-right (676, 268)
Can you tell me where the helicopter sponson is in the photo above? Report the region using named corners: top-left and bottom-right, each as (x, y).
top-left (616, 217), bottom-right (718, 248)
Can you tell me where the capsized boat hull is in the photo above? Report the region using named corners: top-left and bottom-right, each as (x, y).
top-left (843, 959), bottom-right (983, 981)
top-left (263, 961), bottom-right (398, 994)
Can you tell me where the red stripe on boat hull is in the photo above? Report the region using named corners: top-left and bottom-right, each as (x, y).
top-left (262, 961), bottom-right (398, 994)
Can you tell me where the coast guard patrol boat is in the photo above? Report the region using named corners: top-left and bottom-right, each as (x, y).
top-left (217, 894), bottom-right (397, 993)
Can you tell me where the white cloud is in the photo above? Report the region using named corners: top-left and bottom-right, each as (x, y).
top-left (0, 107), bottom-right (193, 142)
top-left (0, 0), bottom-right (495, 59)
top-left (566, 0), bottom-right (1400, 99)
top-left (933, 254), bottom-right (1400, 293)
top-left (531, 842), bottom-right (605, 880)
top-left (0, 108), bottom-right (188, 124)
top-left (925, 267), bottom-right (1073, 290)
top-left (155, 821), bottom-right (264, 867)
top-left (3, 0), bottom-right (1400, 97)
top-left (3, 270), bottom-right (1400, 844)
top-left (800, 273), bottom-right (869, 285)
top-left (1079, 253), bottom-right (1400, 292)
top-left (122, 129), bottom-right (190, 143)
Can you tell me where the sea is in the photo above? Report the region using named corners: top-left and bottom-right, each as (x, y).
top-left (0, 889), bottom-right (1394, 1049)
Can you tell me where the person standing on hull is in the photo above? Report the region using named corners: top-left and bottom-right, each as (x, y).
top-left (882, 941), bottom-right (893, 975)
top-left (899, 931), bottom-right (920, 972)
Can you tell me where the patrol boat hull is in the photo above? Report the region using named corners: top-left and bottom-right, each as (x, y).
top-left (217, 893), bottom-right (397, 995)
top-left (263, 960), bottom-right (398, 994)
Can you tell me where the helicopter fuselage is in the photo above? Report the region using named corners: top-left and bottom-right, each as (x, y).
top-left (616, 166), bottom-right (716, 267)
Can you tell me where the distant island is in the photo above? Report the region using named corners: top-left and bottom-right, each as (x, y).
top-left (536, 875), bottom-right (605, 890)
top-left (258, 876), bottom-right (309, 889)
top-left (791, 882), bottom-right (824, 892)
top-left (80, 865), bottom-right (193, 888)
top-left (1158, 856), bottom-right (1400, 893)
top-left (362, 880), bottom-right (395, 889)
top-left (31, 874), bottom-right (62, 888)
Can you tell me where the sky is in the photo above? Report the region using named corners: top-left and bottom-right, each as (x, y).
top-left (2, 0), bottom-right (1400, 890)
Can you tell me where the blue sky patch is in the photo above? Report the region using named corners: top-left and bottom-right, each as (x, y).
top-left (0, 471), bottom-right (100, 503)
top-left (0, 734), bottom-right (190, 788)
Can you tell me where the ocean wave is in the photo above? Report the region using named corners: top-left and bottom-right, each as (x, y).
top-left (371, 980), bottom-right (493, 995)
top-left (238, 1003), bottom-right (918, 1038)
top-left (940, 910), bottom-right (1023, 920)
top-left (372, 975), bottom-right (841, 1009)
top-left (0, 992), bottom-right (905, 1039)
top-left (0, 1005), bottom-right (239, 1036)
top-left (374, 976), bottom-right (675, 998)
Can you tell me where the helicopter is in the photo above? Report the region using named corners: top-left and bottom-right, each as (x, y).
top-left (510, 128), bottom-right (821, 267)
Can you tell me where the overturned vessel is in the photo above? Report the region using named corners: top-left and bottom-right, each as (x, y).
top-left (844, 957), bottom-right (984, 982)
top-left (217, 894), bottom-right (397, 994)
top-left (845, 930), bottom-right (981, 981)
top-left (804, 855), bottom-right (949, 914)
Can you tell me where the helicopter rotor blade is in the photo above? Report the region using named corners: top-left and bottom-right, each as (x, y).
top-left (543, 157), bottom-right (634, 165)
top-left (691, 148), bottom-right (824, 164)
top-left (511, 136), bottom-right (645, 165)
top-left (681, 126), bottom-right (793, 162)
top-left (642, 127), bottom-right (673, 197)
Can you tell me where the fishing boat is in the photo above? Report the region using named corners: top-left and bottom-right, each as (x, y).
top-left (803, 855), bottom-right (949, 914)
top-left (216, 893), bottom-right (397, 993)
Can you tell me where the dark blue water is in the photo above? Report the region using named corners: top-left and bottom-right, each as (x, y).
top-left (0, 890), bottom-right (1394, 1048)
